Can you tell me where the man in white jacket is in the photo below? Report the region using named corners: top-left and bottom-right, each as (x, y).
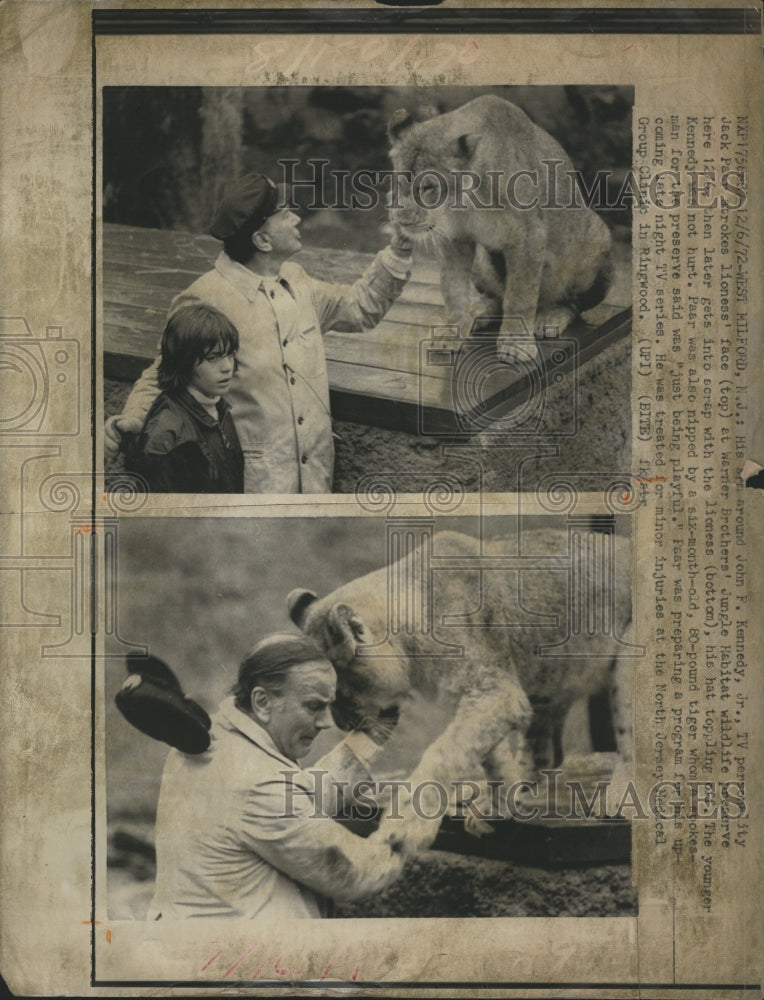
top-left (148, 634), bottom-right (405, 920)
top-left (106, 173), bottom-right (412, 493)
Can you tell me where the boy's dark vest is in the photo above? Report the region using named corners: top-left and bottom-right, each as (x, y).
top-left (125, 389), bottom-right (244, 493)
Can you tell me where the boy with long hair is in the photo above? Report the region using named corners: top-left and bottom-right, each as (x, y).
top-left (125, 304), bottom-right (244, 493)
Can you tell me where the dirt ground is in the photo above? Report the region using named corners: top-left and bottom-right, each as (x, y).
top-left (337, 852), bottom-right (635, 919)
top-left (109, 831), bottom-right (635, 921)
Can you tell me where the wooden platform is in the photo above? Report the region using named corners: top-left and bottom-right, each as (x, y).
top-left (337, 753), bottom-right (632, 867)
top-left (434, 754), bottom-right (632, 866)
top-left (102, 223), bottom-right (631, 435)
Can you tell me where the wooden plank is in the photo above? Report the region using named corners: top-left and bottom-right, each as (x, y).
top-left (104, 351), bottom-right (152, 383)
top-left (102, 324), bottom-right (160, 369)
top-left (103, 222), bottom-right (437, 287)
top-left (103, 258), bottom-right (446, 309)
top-left (103, 222), bottom-right (628, 307)
top-left (105, 307), bottom-right (632, 422)
top-left (433, 752), bottom-right (632, 866)
top-left (102, 222), bottom-right (631, 434)
top-left (103, 320), bottom-right (433, 382)
top-left (332, 305), bottom-right (628, 397)
top-left (103, 266), bottom-right (212, 296)
top-left (101, 287), bottom-right (445, 338)
top-left (327, 352), bottom-right (534, 410)
top-left (102, 222), bottom-right (627, 332)
top-left (329, 308), bottom-right (632, 434)
top-left (103, 314), bottom-right (439, 378)
top-left (433, 815), bottom-right (631, 867)
top-left (104, 308), bottom-right (631, 435)
top-left (102, 301), bottom-right (165, 337)
top-left (103, 293), bottom-right (624, 378)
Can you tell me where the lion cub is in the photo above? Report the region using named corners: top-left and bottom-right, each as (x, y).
top-left (388, 95), bottom-right (614, 364)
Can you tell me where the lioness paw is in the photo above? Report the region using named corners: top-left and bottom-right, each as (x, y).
top-left (400, 818), bottom-right (441, 857)
top-left (534, 306), bottom-right (576, 339)
top-left (464, 812), bottom-right (495, 838)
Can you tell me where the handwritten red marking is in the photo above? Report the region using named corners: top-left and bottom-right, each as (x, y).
top-left (222, 944), bottom-right (256, 979)
top-left (248, 956), bottom-right (268, 981)
top-left (547, 943), bottom-right (576, 981)
top-left (319, 952), bottom-right (362, 982)
top-left (200, 948), bottom-right (223, 972)
top-left (81, 920), bottom-right (101, 925)
top-left (320, 953), bottom-right (342, 981)
top-left (388, 36), bottom-right (422, 72)
top-left (471, 41), bottom-right (479, 49)
top-left (105, 929), bottom-right (112, 944)
top-left (274, 957), bottom-right (308, 979)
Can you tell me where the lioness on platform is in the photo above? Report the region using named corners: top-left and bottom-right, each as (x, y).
top-left (289, 528), bottom-right (634, 855)
top-left (387, 95), bottom-right (614, 364)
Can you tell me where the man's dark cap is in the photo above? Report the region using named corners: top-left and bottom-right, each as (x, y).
top-left (210, 173), bottom-right (281, 241)
top-left (115, 654), bottom-right (212, 755)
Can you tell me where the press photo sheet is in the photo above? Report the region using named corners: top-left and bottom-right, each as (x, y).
top-left (0, 3), bottom-right (761, 997)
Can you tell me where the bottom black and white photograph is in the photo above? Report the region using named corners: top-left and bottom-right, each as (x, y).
top-left (104, 513), bottom-right (640, 921)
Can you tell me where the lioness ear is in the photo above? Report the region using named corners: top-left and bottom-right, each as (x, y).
top-left (326, 603), bottom-right (367, 668)
top-left (388, 108), bottom-right (415, 143)
top-left (287, 588), bottom-right (318, 629)
top-left (456, 133), bottom-right (479, 159)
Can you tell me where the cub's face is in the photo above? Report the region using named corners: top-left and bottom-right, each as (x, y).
top-left (289, 592), bottom-right (413, 742)
top-left (327, 653), bottom-right (410, 742)
top-left (389, 128), bottom-right (473, 246)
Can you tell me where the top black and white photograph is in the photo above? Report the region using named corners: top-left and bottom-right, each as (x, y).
top-left (102, 84), bottom-right (633, 496)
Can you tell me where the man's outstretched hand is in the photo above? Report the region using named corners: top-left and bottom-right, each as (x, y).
top-left (104, 414), bottom-right (143, 459)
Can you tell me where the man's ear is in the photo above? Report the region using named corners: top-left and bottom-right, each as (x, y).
top-left (250, 686), bottom-right (272, 723)
top-left (252, 229), bottom-right (271, 253)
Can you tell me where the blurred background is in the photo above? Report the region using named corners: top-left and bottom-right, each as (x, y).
top-left (103, 84), bottom-right (634, 248)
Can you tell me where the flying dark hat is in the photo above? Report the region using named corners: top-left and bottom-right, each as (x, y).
top-left (210, 173), bottom-right (281, 241)
top-left (115, 654), bottom-right (212, 755)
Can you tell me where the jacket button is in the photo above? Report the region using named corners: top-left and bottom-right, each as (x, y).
top-left (290, 376), bottom-right (296, 385)
top-left (301, 455), bottom-right (308, 464)
top-left (297, 416), bottom-right (304, 425)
